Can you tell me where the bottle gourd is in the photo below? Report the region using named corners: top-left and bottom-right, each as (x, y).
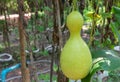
top-left (60, 11), bottom-right (92, 80)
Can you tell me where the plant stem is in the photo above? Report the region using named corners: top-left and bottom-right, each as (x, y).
top-left (89, 16), bottom-right (96, 47)
top-left (73, 0), bottom-right (77, 11)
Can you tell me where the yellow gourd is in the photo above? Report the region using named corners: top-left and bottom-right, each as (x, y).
top-left (60, 11), bottom-right (92, 80)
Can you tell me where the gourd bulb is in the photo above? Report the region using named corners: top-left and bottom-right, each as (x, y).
top-left (66, 11), bottom-right (84, 33)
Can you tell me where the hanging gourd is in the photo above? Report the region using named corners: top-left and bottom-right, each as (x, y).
top-left (60, 0), bottom-right (92, 80)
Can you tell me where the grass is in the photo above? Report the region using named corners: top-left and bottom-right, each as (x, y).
top-left (38, 73), bottom-right (57, 81)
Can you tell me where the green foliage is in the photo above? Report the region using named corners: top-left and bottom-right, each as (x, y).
top-left (39, 74), bottom-right (50, 80)
top-left (110, 22), bottom-right (120, 45)
top-left (112, 6), bottom-right (120, 15)
top-left (110, 6), bottom-right (120, 45)
top-left (112, 6), bottom-right (120, 25)
top-left (101, 12), bottom-right (112, 19)
top-left (92, 49), bottom-right (120, 70)
top-left (82, 49), bottom-right (120, 82)
top-left (82, 4), bottom-right (120, 81)
top-left (53, 64), bottom-right (58, 72)
top-left (43, 6), bottom-right (52, 12)
top-left (38, 74), bottom-right (56, 81)
top-left (108, 69), bottom-right (120, 82)
top-left (48, 19), bottom-right (53, 28)
top-left (102, 37), bottom-right (114, 48)
top-left (39, 50), bottom-right (49, 56)
top-left (0, 20), bottom-right (4, 31)
top-left (0, 44), bottom-right (4, 52)
top-left (36, 25), bottom-right (44, 32)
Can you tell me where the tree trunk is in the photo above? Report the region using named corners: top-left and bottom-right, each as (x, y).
top-left (52, 0), bottom-right (69, 82)
top-left (17, 0), bottom-right (30, 82)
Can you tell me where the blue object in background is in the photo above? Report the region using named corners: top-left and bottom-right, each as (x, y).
top-left (0, 64), bottom-right (21, 82)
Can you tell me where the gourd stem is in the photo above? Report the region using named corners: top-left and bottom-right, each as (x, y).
top-left (88, 15), bottom-right (96, 46)
top-left (73, 0), bottom-right (77, 11)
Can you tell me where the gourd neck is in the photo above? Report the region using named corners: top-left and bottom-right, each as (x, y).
top-left (69, 31), bottom-right (82, 39)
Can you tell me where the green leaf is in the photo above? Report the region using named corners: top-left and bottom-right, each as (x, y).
top-left (112, 6), bottom-right (120, 15)
top-left (53, 64), bottom-right (58, 72)
top-left (112, 6), bottom-right (120, 23)
top-left (110, 22), bottom-right (120, 45)
top-left (91, 49), bottom-right (120, 70)
top-left (81, 74), bottom-right (91, 82)
top-left (27, 24), bottom-right (32, 29)
top-left (82, 49), bottom-right (120, 82)
top-left (40, 50), bottom-right (49, 56)
top-left (114, 14), bottom-right (120, 24)
top-left (38, 11), bottom-right (45, 16)
top-left (101, 12), bottom-right (112, 19)
top-left (36, 26), bottom-right (44, 32)
top-left (43, 6), bottom-right (52, 11)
